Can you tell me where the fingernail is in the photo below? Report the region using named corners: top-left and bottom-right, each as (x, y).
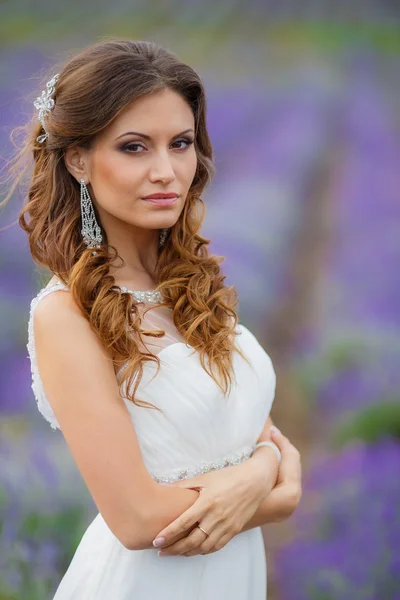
top-left (158, 550), bottom-right (165, 556)
top-left (153, 537), bottom-right (165, 547)
top-left (270, 425), bottom-right (281, 435)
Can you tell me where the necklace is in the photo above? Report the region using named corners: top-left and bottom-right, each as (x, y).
top-left (119, 285), bottom-right (163, 304)
top-left (46, 280), bottom-right (163, 305)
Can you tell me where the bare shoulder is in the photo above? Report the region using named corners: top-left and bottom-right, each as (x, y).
top-left (34, 284), bottom-right (80, 319)
top-left (33, 287), bottom-right (86, 347)
top-left (34, 287), bottom-right (128, 378)
top-left (33, 287), bottom-right (116, 380)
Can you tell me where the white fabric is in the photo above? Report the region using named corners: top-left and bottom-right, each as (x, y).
top-left (27, 281), bottom-right (277, 599)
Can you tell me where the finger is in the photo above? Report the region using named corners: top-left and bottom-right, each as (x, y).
top-left (202, 530), bottom-right (233, 554)
top-left (189, 525), bottom-right (232, 556)
top-left (153, 498), bottom-right (208, 545)
top-left (166, 519), bottom-right (228, 557)
top-left (270, 429), bottom-right (302, 468)
top-left (159, 526), bottom-right (206, 556)
top-left (270, 427), bottom-right (292, 450)
top-left (182, 525), bottom-right (226, 556)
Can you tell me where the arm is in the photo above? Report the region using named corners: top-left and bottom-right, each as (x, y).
top-left (238, 482), bottom-right (301, 531)
top-left (33, 291), bottom-right (202, 550)
top-left (239, 426), bottom-right (303, 531)
top-left (223, 421), bottom-right (296, 531)
top-left (233, 416), bottom-right (300, 528)
top-left (253, 414), bottom-right (280, 498)
top-left (140, 423), bottom-right (284, 550)
top-left (144, 418), bottom-right (291, 554)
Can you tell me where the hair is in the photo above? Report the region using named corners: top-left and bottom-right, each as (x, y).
top-left (2, 38), bottom-right (250, 411)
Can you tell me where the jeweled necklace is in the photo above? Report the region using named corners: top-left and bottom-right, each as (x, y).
top-left (119, 286), bottom-right (163, 304)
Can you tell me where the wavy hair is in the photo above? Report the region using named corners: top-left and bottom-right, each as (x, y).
top-left (2, 38), bottom-right (249, 411)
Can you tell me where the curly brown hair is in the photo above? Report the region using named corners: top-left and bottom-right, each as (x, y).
top-left (2, 38), bottom-right (249, 411)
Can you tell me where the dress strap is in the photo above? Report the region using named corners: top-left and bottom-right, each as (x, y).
top-left (27, 281), bottom-right (70, 430)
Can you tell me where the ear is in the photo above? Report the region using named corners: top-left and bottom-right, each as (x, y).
top-left (63, 146), bottom-right (89, 184)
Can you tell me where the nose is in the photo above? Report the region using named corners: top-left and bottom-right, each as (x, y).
top-left (148, 150), bottom-right (176, 184)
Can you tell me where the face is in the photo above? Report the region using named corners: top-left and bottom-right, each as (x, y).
top-left (65, 87), bottom-right (197, 246)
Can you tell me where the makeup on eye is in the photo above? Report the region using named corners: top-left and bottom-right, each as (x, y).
top-left (119, 137), bottom-right (194, 154)
top-left (115, 128), bottom-right (194, 141)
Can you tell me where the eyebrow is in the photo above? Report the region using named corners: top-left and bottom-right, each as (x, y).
top-left (115, 128), bottom-right (194, 141)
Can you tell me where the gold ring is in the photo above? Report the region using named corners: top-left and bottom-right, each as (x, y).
top-left (197, 525), bottom-right (210, 537)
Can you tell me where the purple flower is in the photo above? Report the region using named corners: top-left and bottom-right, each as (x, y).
top-left (0, 429), bottom-right (97, 596)
top-left (275, 438), bottom-right (400, 599)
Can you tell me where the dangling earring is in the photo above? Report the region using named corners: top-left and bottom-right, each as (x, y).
top-left (159, 228), bottom-right (170, 250)
top-left (80, 178), bottom-right (103, 256)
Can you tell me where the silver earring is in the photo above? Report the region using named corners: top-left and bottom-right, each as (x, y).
top-left (80, 178), bottom-right (102, 256)
top-left (159, 228), bottom-right (169, 250)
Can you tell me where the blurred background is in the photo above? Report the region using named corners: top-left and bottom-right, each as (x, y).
top-left (1, 1), bottom-right (400, 598)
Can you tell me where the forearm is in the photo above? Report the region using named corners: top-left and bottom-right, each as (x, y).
top-left (246, 443), bottom-right (280, 499)
top-left (237, 416), bottom-right (298, 533)
top-left (239, 483), bottom-right (299, 533)
top-left (249, 414), bottom-right (280, 498)
top-left (130, 483), bottom-right (200, 550)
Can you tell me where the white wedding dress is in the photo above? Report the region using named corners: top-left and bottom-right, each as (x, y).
top-left (27, 281), bottom-right (277, 599)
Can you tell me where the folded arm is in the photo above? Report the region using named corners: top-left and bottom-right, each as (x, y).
top-left (140, 417), bottom-right (299, 552)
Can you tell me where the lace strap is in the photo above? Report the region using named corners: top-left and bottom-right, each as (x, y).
top-left (27, 281), bottom-right (70, 430)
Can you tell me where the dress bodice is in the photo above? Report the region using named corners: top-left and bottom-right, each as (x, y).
top-left (27, 282), bottom-right (277, 483)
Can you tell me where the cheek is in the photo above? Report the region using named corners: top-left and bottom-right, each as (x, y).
top-left (98, 152), bottom-right (134, 186)
top-left (94, 152), bottom-right (141, 201)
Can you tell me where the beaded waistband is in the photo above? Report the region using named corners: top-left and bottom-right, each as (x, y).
top-left (148, 444), bottom-right (255, 484)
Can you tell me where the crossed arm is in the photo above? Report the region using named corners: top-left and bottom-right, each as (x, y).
top-left (137, 416), bottom-right (300, 551)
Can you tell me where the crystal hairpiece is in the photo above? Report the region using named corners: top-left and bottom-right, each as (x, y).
top-left (33, 73), bottom-right (59, 143)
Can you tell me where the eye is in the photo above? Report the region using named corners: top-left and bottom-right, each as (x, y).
top-left (121, 142), bottom-right (146, 154)
top-left (121, 137), bottom-right (194, 154)
top-left (172, 137), bottom-right (194, 150)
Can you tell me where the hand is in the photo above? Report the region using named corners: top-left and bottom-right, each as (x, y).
top-left (152, 457), bottom-right (276, 557)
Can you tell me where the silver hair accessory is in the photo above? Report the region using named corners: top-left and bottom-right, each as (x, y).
top-left (33, 73), bottom-right (59, 143)
top-left (80, 179), bottom-right (103, 256)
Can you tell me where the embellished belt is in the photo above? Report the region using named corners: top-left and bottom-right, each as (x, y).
top-left (148, 444), bottom-right (255, 484)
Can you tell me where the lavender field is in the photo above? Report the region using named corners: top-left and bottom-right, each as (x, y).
top-left (0, 4), bottom-right (399, 599)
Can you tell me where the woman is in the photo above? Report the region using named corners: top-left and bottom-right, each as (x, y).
top-left (13, 39), bottom-right (302, 598)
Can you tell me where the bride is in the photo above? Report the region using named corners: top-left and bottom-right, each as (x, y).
top-left (14, 39), bottom-right (301, 598)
